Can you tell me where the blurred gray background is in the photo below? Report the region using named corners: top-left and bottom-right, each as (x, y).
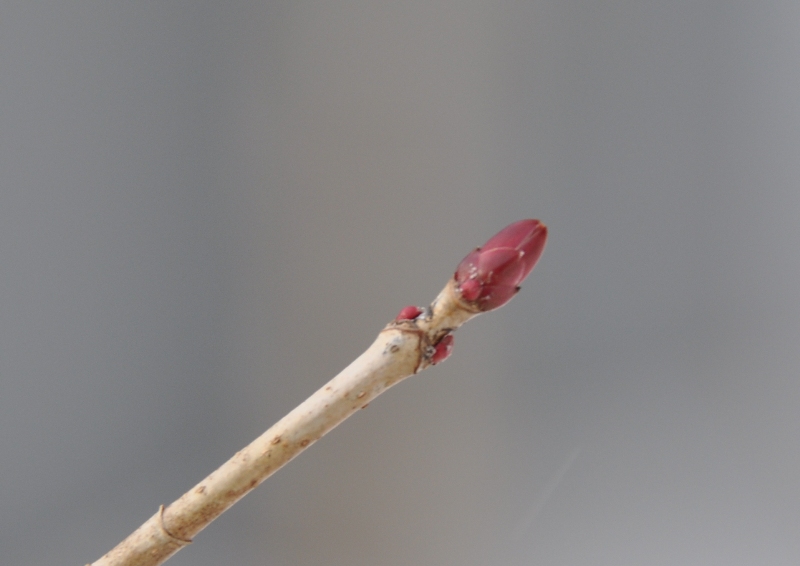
top-left (2, 2), bottom-right (799, 565)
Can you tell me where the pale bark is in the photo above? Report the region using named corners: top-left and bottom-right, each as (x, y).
top-left (89, 279), bottom-right (481, 566)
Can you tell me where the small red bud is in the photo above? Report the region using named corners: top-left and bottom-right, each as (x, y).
top-left (431, 334), bottom-right (454, 365)
top-left (454, 219), bottom-right (547, 311)
top-left (395, 305), bottom-right (424, 322)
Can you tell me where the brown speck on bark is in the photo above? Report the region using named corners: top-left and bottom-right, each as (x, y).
top-left (356, 391), bottom-right (366, 399)
top-left (300, 439), bottom-right (310, 447)
top-left (361, 403), bottom-right (369, 409)
top-left (195, 485), bottom-right (206, 494)
top-left (271, 436), bottom-right (281, 445)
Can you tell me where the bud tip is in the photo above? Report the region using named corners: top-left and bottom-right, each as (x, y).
top-left (454, 219), bottom-right (547, 311)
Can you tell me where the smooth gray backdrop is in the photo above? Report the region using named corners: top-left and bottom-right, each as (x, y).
top-left (2, 2), bottom-right (798, 565)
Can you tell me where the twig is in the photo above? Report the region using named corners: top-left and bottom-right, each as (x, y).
top-left (88, 219), bottom-right (547, 566)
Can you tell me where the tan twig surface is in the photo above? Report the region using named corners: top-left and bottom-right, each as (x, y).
top-left (90, 281), bottom-right (478, 566)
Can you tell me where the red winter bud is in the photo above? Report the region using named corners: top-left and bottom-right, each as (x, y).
top-left (454, 219), bottom-right (547, 311)
top-left (395, 305), bottom-right (424, 322)
top-left (430, 334), bottom-right (454, 365)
